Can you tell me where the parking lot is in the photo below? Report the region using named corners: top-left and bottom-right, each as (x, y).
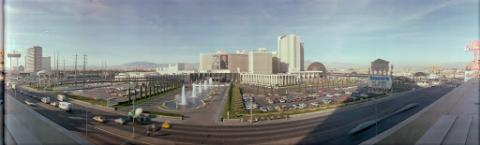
top-left (242, 86), bottom-right (371, 113)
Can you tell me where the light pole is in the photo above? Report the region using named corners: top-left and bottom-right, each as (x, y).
top-left (131, 81), bottom-right (136, 138)
top-left (250, 97), bottom-right (253, 124)
top-left (85, 109), bottom-right (88, 137)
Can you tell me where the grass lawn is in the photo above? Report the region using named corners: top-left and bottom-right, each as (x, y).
top-left (67, 94), bottom-right (108, 106)
top-left (115, 87), bottom-right (179, 108)
top-left (223, 84), bottom-right (246, 119)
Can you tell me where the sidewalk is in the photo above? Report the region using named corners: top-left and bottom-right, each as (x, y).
top-left (361, 80), bottom-right (479, 145)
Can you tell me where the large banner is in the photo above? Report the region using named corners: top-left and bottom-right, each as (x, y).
top-left (368, 75), bottom-right (392, 89)
top-left (219, 54), bottom-right (229, 69)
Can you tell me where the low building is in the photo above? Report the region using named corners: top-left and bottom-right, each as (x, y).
top-left (156, 63), bottom-right (197, 74)
top-left (241, 73), bottom-right (300, 87)
top-left (114, 72), bottom-right (159, 81)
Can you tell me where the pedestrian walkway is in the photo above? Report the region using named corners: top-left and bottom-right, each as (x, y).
top-left (361, 79), bottom-right (479, 145)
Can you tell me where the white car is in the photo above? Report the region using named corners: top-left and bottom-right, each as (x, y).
top-left (25, 100), bottom-right (35, 106)
top-left (322, 98), bottom-right (332, 104)
top-left (50, 101), bottom-right (58, 107)
top-left (93, 116), bottom-right (105, 123)
top-left (114, 117), bottom-right (128, 125)
top-left (298, 103), bottom-right (306, 109)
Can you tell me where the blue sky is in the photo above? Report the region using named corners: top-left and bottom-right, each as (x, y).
top-left (4, 0), bottom-right (479, 68)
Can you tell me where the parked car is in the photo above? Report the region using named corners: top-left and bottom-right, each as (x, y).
top-left (298, 103), bottom-right (306, 109)
top-left (322, 98), bottom-right (332, 104)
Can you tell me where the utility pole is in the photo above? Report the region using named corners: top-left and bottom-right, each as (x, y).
top-left (74, 54), bottom-right (78, 86)
top-left (83, 54), bottom-right (87, 86)
top-left (63, 57), bottom-right (66, 71)
top-left (56, 52), bottom-right (59, 80)
top-left (250, 97), bottom-right (253, 124)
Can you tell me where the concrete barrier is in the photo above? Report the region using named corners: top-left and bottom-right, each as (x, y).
top-left (152, 115), bottom-right (183, 121)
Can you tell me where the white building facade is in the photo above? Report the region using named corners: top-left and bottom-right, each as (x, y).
top-left (26, 46), bottom-right (43, 73)
top-left (248, 48), bottom-right (273, 74)
top-left (156, 63), bottom-right (197, 74)
top-left (41, 57), bottom-right (51, 71)
top-left (277, 34), bottom-right (304, 73)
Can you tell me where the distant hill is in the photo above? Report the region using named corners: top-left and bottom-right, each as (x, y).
top-left (112, 61), bottom-right (166, 70)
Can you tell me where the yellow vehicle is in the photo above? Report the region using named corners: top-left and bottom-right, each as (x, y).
top-left (162, 121), bottom-right (171, 129)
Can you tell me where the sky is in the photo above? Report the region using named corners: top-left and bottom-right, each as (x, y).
top-left (4, 0), bottom-right (479, 68)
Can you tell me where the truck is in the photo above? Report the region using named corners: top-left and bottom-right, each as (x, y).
top-left (127, 108), bottom-right (151, 124)
top-left (57, 94), bottom-right (68, 101)
top-left (59, 102), bottom-right (72, 112)
top-left (41, 97), bottom-right (51, 104)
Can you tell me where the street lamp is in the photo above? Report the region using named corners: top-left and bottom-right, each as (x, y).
top-left (127, 80), bottom-right (136, 138)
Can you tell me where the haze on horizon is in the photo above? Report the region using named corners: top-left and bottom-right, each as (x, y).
top-left (4, 0), bottom-right (479, 68)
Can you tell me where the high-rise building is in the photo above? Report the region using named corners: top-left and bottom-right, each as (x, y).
top-left (25, 46), bottom-right (43, 73)
top-left (41, 57), bottom-right (51, 71)
top-left (277, 34), bottom-right (304, 73)
top-left (249, 48), bottom-right (272, 74)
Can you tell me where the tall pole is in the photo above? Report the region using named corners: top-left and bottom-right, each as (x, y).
top-left (132, 82), bottom-right (136, 138)
top-left (250, 97), bottom-right (253, 124)
top-left (74, 54), bottom-right (78, 86)
top-left (85, 109), bottom-right (88, 136)
top-left (83, 54), bottom-right (87, 86)
top-left (56, 52), bottom-right (59, 81)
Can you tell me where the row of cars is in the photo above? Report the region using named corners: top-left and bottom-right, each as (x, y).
top-left (18, 88), bottom-right (171, 130)
top-left (20, 90), bottom-right (73, 112)
top-left (37, 94), bottom-right (72, 112)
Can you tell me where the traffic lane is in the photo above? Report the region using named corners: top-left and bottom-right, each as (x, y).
top-left (298, 86), bottom-right (453, 145)
top-left (149, 86), bottom-right (453, 144)
top-left (159, 86), bottom-right (456, 144)
top-left (6, 90), bottom-right (138, 145)
top-left (156, 86), bottom-right (453, 133)
top-left (103, 86), bottom-right (453, 144)
top-left (5, 93), bottom-right (83, 145)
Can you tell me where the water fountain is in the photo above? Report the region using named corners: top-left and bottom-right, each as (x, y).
top-left (165, 80), bottom-right (224, 110)
top-left (203, 80), bottom-right (208, 91)
top-left (198, 83), bottom-right (203, 94)
top-left (209, 78), bottom-right (213, 85)
top-left (178, 85), bottom-right (187, 106)
top-left (192, 85), bottom-right (197, 98)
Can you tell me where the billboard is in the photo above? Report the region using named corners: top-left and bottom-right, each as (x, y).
top-left (212, 54), bottom-right (229, 70)
top-left (219, 54), bottom-right (229, 69)
top-left (368, 75), bottom-right (392, 89)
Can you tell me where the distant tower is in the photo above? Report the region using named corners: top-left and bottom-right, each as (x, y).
top-left (7, 50), bottom-right (21, 73)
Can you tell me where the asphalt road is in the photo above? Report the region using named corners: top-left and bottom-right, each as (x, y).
top-left (7, 85), bottom-right (454, 145)
top-left (103, 85), bottom-right (454, 144)
top-left (6, 89), bottom-right (146, 145)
